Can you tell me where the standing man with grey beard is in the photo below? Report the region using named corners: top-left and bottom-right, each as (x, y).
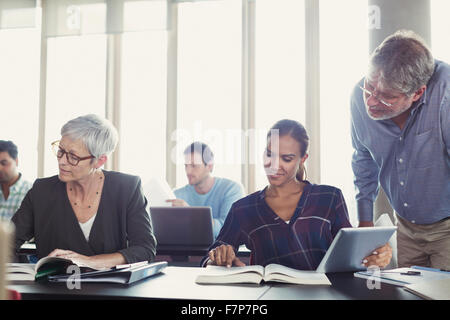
top-left (350, 30), bottom-right (450, 269)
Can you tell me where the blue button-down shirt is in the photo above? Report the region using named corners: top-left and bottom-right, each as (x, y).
top-left (351, 60), bottom-right (450, 225)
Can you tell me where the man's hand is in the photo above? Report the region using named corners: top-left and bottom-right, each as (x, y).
top-left (361, 243), bottom-right (393, 269)
top-left (166, 199), bottom-right (189, 207)
top-left (208, 244), bottom-right (246, 268)
top-left (358, 221), bottom-right (374, 227)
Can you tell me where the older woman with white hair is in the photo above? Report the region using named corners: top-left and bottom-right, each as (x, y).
top-left (12, 114), bottom-right (156, 269)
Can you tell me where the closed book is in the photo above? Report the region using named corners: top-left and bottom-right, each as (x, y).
top-left (404, 278), bottom-right (450, 300)
top-left (195, 264), bottom-right (331, 285)
top-left (48, 261), bottom-right (168, 285)
top-left (354, 267), bottom-right (450, 287)
top-left (8, 257), bottom-right (167, 285)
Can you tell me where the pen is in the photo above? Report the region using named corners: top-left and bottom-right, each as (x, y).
top-left (411, 265), bottom-right (450, 273)
top-left (379, 271), bottom-right (421, 276)
top-left (115, 261), bottom-right (149, 270)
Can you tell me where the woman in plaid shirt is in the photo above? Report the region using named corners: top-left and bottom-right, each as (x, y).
top-left (202, 119), bottom-right (392, 270)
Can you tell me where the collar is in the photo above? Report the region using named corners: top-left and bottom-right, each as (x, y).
top-left (409, 86), bottom-right (428, 116)
top-left (409, 59), bottom-right (439, 116)
top-left (258, 180), bottom-right (312, 201)
top-left (8, 173), bottom-right (24, 192)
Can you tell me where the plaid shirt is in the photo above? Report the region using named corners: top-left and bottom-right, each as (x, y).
top-left (0, 174), bottom-right (32, 221)
top-left (201, 181), bottom-right (352, 270)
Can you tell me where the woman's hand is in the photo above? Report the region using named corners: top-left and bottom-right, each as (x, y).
top-left (208, 244), bottom-right (246, 268)
top-left (48, 249), bottom-right (92, 265)
top-left (48, 249), bottom-right (126, 270)
top-left (361, 243), bottom-right (393, 269)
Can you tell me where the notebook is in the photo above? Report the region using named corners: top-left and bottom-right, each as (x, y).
top-left (354, 265), bottom-right (450, 287)
top-left (48, 261), bottom-right (168, 285)
top-left (404, 278), bottom-right (450, 300)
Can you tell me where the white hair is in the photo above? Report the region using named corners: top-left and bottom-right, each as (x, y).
top-left (61, 114), bottom-right (119, 158)
top-left (368, 30), bottom-right (435, 96)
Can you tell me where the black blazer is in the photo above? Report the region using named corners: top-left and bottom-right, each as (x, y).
top-left (12, 170), bottom-right (156, 263)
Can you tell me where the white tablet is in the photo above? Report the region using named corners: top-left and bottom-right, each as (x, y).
top-left (316, 226), bottom-right (397, 273)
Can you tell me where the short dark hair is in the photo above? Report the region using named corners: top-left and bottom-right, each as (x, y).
top-left (183, 142), bottom-right (214, 165)
top-left (0, 140), bottom-right (18, 160)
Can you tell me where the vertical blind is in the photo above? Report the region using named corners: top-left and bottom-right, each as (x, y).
top-left (0, 0), bottom-right (37, 29)
top-left (45, 0), bottom-right (167, 36)
top-left (0, 0), bottom-right (168, 34)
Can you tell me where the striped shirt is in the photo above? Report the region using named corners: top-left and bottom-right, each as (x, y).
top-left (0, 174), bottom-right (32, 221)
top-left (201, 182), bottom-right (352, 270)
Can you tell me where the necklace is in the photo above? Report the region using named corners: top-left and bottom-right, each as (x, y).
top-left (68, 172), bottom-right (104, 210)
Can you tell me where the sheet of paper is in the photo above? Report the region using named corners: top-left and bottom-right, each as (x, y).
top-left (143, 178), bottom-right (176, 207)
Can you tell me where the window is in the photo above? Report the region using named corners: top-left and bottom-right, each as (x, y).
top-left (431, 0), bottom-right (450, 62)
top-left (319, 0), bottom-right (369, 226)
top-left (0, 28), bottom-right (40, 181)
top-left (176, 0), bottom-right (242, 188)
top-left (119, 30), bottom-right (167, 183)
top-left (44, 35), bottom-right (107, 176)
top-left (254, 0), bottom-right (306, 190)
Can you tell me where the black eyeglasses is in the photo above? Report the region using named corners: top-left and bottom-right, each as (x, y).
top-left (51, 140), bottom-right (95, 166)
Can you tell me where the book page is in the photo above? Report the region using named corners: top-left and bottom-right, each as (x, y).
top-left (195, 265), bottom-right (265, 285)
top-left (264, 264), bottom-right (331, 285)
top-left (35, 256), bottom-right (102, 273)
top-left (143, 178), bottom-right (176, 207)
top-left (6, 263), bottom-right (36, 281)
top-left (204, 265), bottom-right (264, 277)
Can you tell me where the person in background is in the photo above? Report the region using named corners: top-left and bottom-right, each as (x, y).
top-left (202, 119), bottom-right (392, 269)
top-left (167, 142), bottom-right (244, 238)
top-left (0, 140), bottom-right (32, 221)
top-left (12, 114), bottom-right (156, 268)
top-left (351, 30), bottom-right (450, 268)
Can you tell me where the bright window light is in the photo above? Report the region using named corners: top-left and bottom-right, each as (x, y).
top-left (320, 0), bottom-right (369, 226)
top-left (0, 28), bottom-right (40, 181)
top-left (176, 0), bottom-right (242, 188)
top-left (44, 35), bottom-right (107, 176)
top-left (254, 0), bottom-right (306, 191)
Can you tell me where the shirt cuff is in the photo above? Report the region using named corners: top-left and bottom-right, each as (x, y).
top-left (357, 200), bottom-right (374, 223)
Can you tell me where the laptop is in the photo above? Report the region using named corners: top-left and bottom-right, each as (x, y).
top-left (316, 226), bottom-right (397, 273)
top-left (149, 206), bottom-right (214, 252)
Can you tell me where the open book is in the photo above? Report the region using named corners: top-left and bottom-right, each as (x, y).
top-left (7, 256), bottom-right (101, 282)
top-left (195, 264), bottom-right (331, 285)
top-left (8, 257), bottom-right (168, 285)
